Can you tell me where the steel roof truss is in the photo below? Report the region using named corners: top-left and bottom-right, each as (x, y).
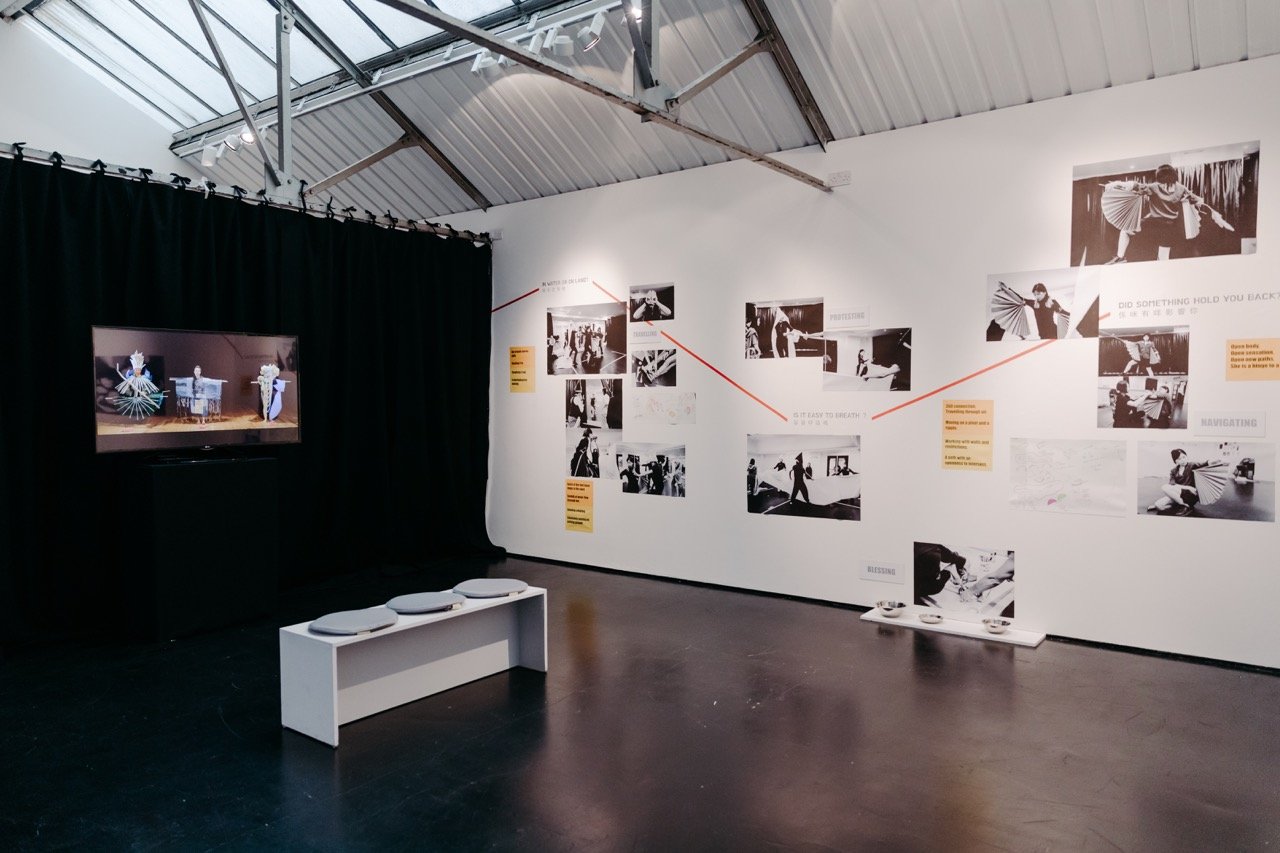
top-left (272, 0), bottom-right (491, 209)
top-left (739, 0), bottom-right (834, 149)
top-left (188, 0), bottom-right (281, 187)
top-left (306, 133), bottom-right (414, 196)
top-left (666, 33), bottom-right (768, 112)
top-left (170, 0), bottom-right (618, 156)
top-left (373, 0), bottom-right (830, 192)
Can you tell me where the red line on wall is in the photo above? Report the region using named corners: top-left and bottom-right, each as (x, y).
top-left (592, 280), bottom-right (624, 304)
top-left (871, 312), bottom-right (1111, 421)
top-left (661, 332), bottom-right (789, 422)
top-left (491, 287), bottom-right (540, 313)
top-left (597, 279), bottom-right (784, 419)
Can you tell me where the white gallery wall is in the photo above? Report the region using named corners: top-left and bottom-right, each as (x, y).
top-left (451, 54), bottom-right (1280, 669)
top-left (0, 21), bottom-right (195, 177)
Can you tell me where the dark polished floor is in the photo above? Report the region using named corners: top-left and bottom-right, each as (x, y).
top-left (2, 556), bottom-right (1278, 851)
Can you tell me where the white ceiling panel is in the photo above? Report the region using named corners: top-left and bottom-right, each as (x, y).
top-left (8, 0), bottom-right (1279, 222)
top-left (1190, 0), bottom-right (1249, 68)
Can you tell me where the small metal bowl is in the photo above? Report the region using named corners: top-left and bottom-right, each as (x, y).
top-left (918, 611), bottom-right (943, 624)
top-left (983, 618), bottom-right (1012, 634)
top-left (876, 600), bottom-right (907, 617)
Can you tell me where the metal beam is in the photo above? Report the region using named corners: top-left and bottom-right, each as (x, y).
top-left (275, 5), bottom-right (294, 180)
top-left (666, 34), bottom-right (768, 110)
top-left (622, 2), bottom-right (655, 91)
top-left (0, 0), bottom-right (45, 20)
top-left (188, 0), bottom-right (280, 187)
top-left (374, 0), bottom-right (830, 192)
top-left (172, 0), bottom-right (621, 156)
top-left (266, 0), bottom-right (491, 210)
top-left (370, 92), bottom-right (491, 210)
top-left (739, 0), bottom-right (834, 150)
top-left (305, 134), bottom-right (414, 196)
top-left (268, 0), bottom-right (374, 87)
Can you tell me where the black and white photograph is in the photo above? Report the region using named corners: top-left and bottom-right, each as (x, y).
top-left (745, 298), bottom-right (824, 358)
top-left (631, 348), bottom-right (677, 387)
top-left (628, 283), bottom-right (675, 323)
top-left (820, 328), bottom-right (912, 391)
top-left (565, 425), bottom-right (622, 480)
top-left (914, 542), bottom-right (1015, 618)
top-left (1137, 442), bottom-right (1274, 521)
top-left (546, 303), bottom-right (627, 375)
top-left (1098, 326), bottom-right (1189, 376)
top-left (566, 378), bottom-right (622, 430)
top-left (746, 434), bottom-right (861, 521)
top-left (615, 443), bottom-right (686, 496)
top-left (1072, 141), bottom-right (1259, 265)
top-left (986, 268), bottom-right (1100, 341)
top-left (1097, 374), bottom-right (1188, 429)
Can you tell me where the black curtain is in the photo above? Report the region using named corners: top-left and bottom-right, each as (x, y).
top-left (0, 156), bottom-right (498, 643)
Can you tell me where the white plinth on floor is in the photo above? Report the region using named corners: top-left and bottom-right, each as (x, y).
top-left (860, 604), bottom-right (1045, 647)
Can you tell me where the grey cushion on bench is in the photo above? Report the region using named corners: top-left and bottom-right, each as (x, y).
top-left (386, 591), bottom-right (466, 614)
top-left (452, 578), bottom-right (529, 598)
top-left (308, 606), bottom-right (399, 635)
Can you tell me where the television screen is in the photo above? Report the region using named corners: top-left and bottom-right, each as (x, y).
top-left (92, 326), bottom-right (300, 453)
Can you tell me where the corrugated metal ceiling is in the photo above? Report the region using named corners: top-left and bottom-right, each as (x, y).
top-left (9, 0), bottom-right (1280, 224)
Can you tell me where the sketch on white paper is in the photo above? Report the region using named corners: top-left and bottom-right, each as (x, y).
top-left (630, 390), bottom-right (696, 424)
top-left (1009, 438), bottom-right (1127, 517)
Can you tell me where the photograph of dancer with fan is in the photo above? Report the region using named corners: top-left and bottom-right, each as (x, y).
top-left (1137, 442), bottom-right (1274, 521)
top-left (1071, 141), bottom-right (1259, 265)
top-left (1097, 326), bottom-right (1189, 429)
top-left (986, 268), bottom-right (1100, 341)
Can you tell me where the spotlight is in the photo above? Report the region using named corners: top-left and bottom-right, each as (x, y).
top-left (223, 133), bottom-right (241, 152)
top-left (628, 2), bottom-right (643, 20)
top-left (238, 124), bottom-right (256, 145)
top-left (470, 49), bottom-right (501, 78)
top-left (577, 11), bottom-right (606, 51)
top-left (528, 31), bottom-right (545, 53)
top-left (200, 144), bottom-right (221, 168)
top-left (550, 32), bottom-right (575, 57)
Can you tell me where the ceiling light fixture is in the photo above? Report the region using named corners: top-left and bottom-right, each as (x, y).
top-left (470, 49), bottom-right (501, 78)
top-left (577, 11), bottom-right (606, 51)
top-left (200, 143), bottom-right (222, 168)
top-left (538, 24), bottom-right (575, 57)
top-left (238, 124), bottom-right (257, 145)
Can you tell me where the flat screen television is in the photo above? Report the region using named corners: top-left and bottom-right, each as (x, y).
top-left (93, 325), bottom-right (300, 454)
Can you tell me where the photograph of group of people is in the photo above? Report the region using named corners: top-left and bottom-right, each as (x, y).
top-left (547, 303), bottom-right (627, 375)
top-left (914, 542), bottom-right (1015, 618)
top-left (1137, 442), bottom-right (1273, 521)
top-left (820, 328), bottom-right (912, 391)
top-left (552, 286), bottom-right (690, 488)
top-left (1071, 141), bottom-right (1259, 265)
top-left (746, 434), bottom-right (861, 521)
top-left (985, 268), bottom-right (1100, 342)
top-left (744, 299), bottom-right (825, 358)
top-left (1097, 326), bottom-right (1189, 429)
top-left (615, 444), bottom-right (686, 497)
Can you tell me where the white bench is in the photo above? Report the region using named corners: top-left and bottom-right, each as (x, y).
top-left (279, 587), bottom-right (547, 746)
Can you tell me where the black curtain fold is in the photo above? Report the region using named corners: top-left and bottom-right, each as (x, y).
top-left (0, 156), bottom-right (498, 644)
